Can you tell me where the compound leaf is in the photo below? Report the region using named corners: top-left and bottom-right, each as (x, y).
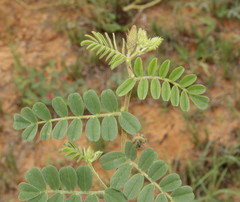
top-left (42, 166), bottom-right (60, 190)
top-left (180, 91), bottom-right (190, 112)
top-left (125, 141), bottom-right (137, 161)
top-left (68, 93), bottom-right (84, 116)
top-left (101, 89), bottom-right (118, 112)
top-left (138, 148), bottom-right (158, 171)
top-left (52, 120), bottom-right (68, 140)
top-left (14, 114), bottom-right (31, 130)
top-left (137, 184), bottom-right (155, 202)
top-left (101, 116), bottom-right (118, 141)
top-left (134, 57), bottom-right (143, 76)
top-left (104, 188), bottom-right (127, 202)
top-left (187, 84), bottom-right (206, 95)
top-left (32, 102), bottom-right (51, 121)
top-left (148, 57), bottom-right (158, 76)
top-left (83, 90), bottom-right (101, 114)
top-left (59, 166), bottom-right (77, 191)
top-left (116, 78), bottom-right (136, 96)
top-left (100, 151), bottom-right (126, 170)
top-left (123, 174), bottom-right (144, 199)
top-left (171, 186), bottom-right (195, 202)
top-left (169, 66), bottom-right (185, 82)
top-left (48, 193), bottom-right (64, 202)
top-left (148, 160), bottom-right (168, 181)
top-left (25, 167), bottom-right (46, 191)
top-left (159, 173), bottom-right (182, 192)
top-left (179, 74), bottom-right (197, 87)
top-left (118, 112), bottom-right (141, 135)
top-left (162, 81), bottom-right (171, 101)
top-left (86, 118), bottom-right (100, 142)
top-left (190, 95), bottom-right (209, 110)
top-left (159, 60), bottom-right (170, 78)
top-left (170, 86), bottom-right (180, 107)
top-left (150, 79), bottom-right (161, 99)
top-left (52, 97), bottom-right (68, 117)
top-left (137, 79), bottom-right (149, 100)
top-left (76, 166), bottom-right (92, 191)
top-left (28, 193), bottom-right (47, 202)
top-left (40, 122), bottom-right (52, 140)
top-left (21, 107), bottom-right (37, 123)
top-left (68, 119), bottom-right (82, 141)
top-left (22, 124), bottom-right (38, 141)
top-left (18, 183), bottom-right (41, 201)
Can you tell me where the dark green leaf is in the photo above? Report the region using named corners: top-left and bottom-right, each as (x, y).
top-left (22, 124), bottom-right (38, 141)
top-left (66, 195), bottom-right (82, 202)
top-left (180, 91), bottom-right (190, 112)
top-left (42, 166), bottom-right (60, 190)
top-left (148, 160), bottom-right (168, 181)
top-left (68, 93), bottom-right (84, 116)
top-left (159, 173), bottom-right (182, 192)
top-left (52, 120), bottom-right (68, 139)
top-left (21, 107), bottom-right (37, 123)
top-left (125, 141), bottom-right (137, 161)
top-left (162, 81), bottom-right (171, 101)
top-left (100, 151), bottom-right (126, 170)
top-left (85, 195), bottom-right (99, 202)
top-left (59, 166), bottom-right (77, 191)
top-left (52, 97), bottom-right (68, 117)
top-left (48, 193), bottom-right (64, 202)
top-left (68, 119), bottom-right (82, 141)
top-left (86, 118), bottom-right (100, 142)
top-left (134, 57), bottom-right (143, 76)
top-left (159, 60), bottom-right (170, 78)
top-left (137, 79), bottom-right (149, 100)
top-left (148, 58), bottom-right (158, 76)
top-left (101, 116), bottom-right (118, 141)
top-left (123, 174), bottom-right (144, 199)
top-left (25, 167), bottom-right (46, 191)
top-left (138, 148), bottom-right (158, 171)
top-left (118, 112), bottom-right (141, 135)
top-left (137, 184), bottom-right (155, 202)
top-left (32, 102), bottom-right (51, 121)
top-left (169, 66), bottom-right (185, 82)
top-left (170, 86), bottom-right (180, 106)
top-left (150, 79), bottom-right (161, 99)
top-left (76, 166), bottom-right (92, 191)
top-left (179, 74), bottom-right (197, 87)
top-left (190, 95), bottom-right (209, 110)
top-left (187, 84), bottom-right (206, 95)
top-left (40, 122), bottom-right (52, 140)
top-left (116, 78), bottom-right (136, 96)
top-left (101, 89), bottom-right (118, 112)
top-left (171, 186), bottom-right (195, 202)
top-left (104, 188), bottom-right (127, 202)
top-left (155, 194), bottom-right (168, 202)
top-left (18, 183), bottom-right (41, 201)
top-left (13, 114), bottom-right (31, 130)
top-left (83, 90), bottom-right (101, 114)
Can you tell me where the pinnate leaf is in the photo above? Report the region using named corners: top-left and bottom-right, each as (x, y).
top-left (159, 60), bottom-right (170, 78)
top-left (13, 114), bottom-right (30, 130)
top-left (169, 66), bottom-right (185, 82)
top-left (137, 184), bottom-right (155, 202)
top-left (85, 195), bottom-right (99, 202)
top-left (104, 188), bottom-right (127, 202)
top-left (180, 91), bottom-right (190, 112)
top-left (66, 195), bottom-right (82, 202)
top-left (101, 116), bottom-right (118, 141)
top-left (148, 160), bottom-right (168, 181)
top-left (42, 165), bottom-right (60, 190)
top-left (116, 78), bottom-right (136, 96)
top-left (32, 102), bottom-right (51, 121)
top-left (76, 166), bottom-right (92, 191)
top-left (101, 89), bottom-right (118, 112)
top-left (187, 84), bottom-right (206, 95)
top-left (138, 148), bottom-right (158, 171)
top-left (159, 173), bottom-right (182, 192)
top-left (125, 141), bottom-right (137, 161)
top-left (48, 193), bottom-right (64, 202)
top-left (148, 57), bottom-right (158, 76)
top-left (190, 95), bottom-right (209, 110)
top-left (170, 86), bottom-right (180, 106)
top-left (150, 79), bottom-right (161, 99)
top-left (83, 90), bottom-right (101, 114)
top-left (68, 119), bottom-right (82, 141)
top-left (18, 183), bottom-right (41, 201)
top-left (68, 93), bottom-right (84, 116)
top-left (123, 174), bottom-right (144, 199)
top-left (162, 81), bottom-right (171, 101)
top-left (118, 112), bottom-right (141, 135)
top-left (59, 166), bottom-right (77, 191)
top-left (52, 120), bottom-right (68, 140)
top-left (179, 74), bottom-right (197, 87)
top-left (134, 57), bottom-right (143, 76)
top-left (155, 194), bottom-right (168, 202)
top-left (22, 124), bottom-right (38, 141)
top-left (100, 151), bottom-right (126, 170)
top-left (21, 107), bottom-right (37, 123)
top-left (86, 118), bottom-right (100, 142)
top-left (137, 79), bottom-right (149, 100)
top-left (52, 97), bottom-right (68, 117)
top-left (40, 122), bottom-right (52, 140)
top-left (25, 167), bottom-right (46, 191)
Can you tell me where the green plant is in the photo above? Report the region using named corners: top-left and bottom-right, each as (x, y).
top-left (14, 26), bottom-right (209, 201)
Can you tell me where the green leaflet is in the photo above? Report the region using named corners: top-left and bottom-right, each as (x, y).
top-left (48, 193), bottom-right (64, 202)
top-left (170, 86), bottom-right (180, 107)
top-left (52, 97), bottom-right (68, 117)
top-left (147, 57), bottom-right (158, 76)
top-left (42, 166), bottom-right (60, 190)
top-left (68, 119), bottom-right (82, 141)
top-left (68, 93), bottom-right (84, 116)
top-left (104, 188), bottom-right (127, 202)
top-left (180, 91), bottom-right (190, 112)
top-left (187, 84), bottom-right (206, 95)
top-left (13, 114), bottom-right (31, 130)
top-left (159, 173), bottom-right (182, 192)
top-left (32, 102), bottom-right (51, 121)
top-left (137, 184), bottom-right (155, 202)
top-left (83, 90), bottom-right (101, 114)
top-left (101, 116), bottom-right (118, 141)
top-left (22, 124), bottom-right (38, 141)
top-left (159, 60), bottom-right (170, 78)
top-left (40, 122), bottom-right (52, 140)
top-left (18, 183), bottom-right (41, 201)
top-left (66, 195), bottom-right (82, 202)
top-left (162, 81), bottom-right (171, 101)
top-left (25, 167), bottom-right (46, 191)
top-left (28, 193), bottom-right (47, 202)
top-left (169, 66), bottom-right (185, 82)
top-left (148, 160), bottom-right (168, 181)
top-left (138, 148), bottom-right (158, 171)
top-left (101, 89), bottom-right (118, 112)
top-left (150, 79), bottom-right (161, 99)
top-left (86, 118), bottom-right (100, 142)
top-left (100, 151), bottom-right (126, 170)
top-left (85, 195), bottom-right (99, 202)
top-left (52, 120), bottom-right (68, 139)
top-left (118, 112), bottom-right (141, 135)
top-left (190, 95), bottom-right (209, 110)
top-left (21, 107), bottom-right (37, 123)
top-left (110, 163), bottom-right (132, 190)
top-left (123, 174), bottom-right (144, 199)
top-left (134, 57), bottom-right (143, 76)
top-left (179, 74), bottom-right (197, 87)
top-left (76, 166), bottom-right (92, 191)
top-left (171, 186), bottom-right (195, 202)
top-left (155, 194), bottom-right (168, 202)
top-left (125, 141), bottom-right (137, 161)
top-left (137, 79), bottom-right (149, 100)
top-left (116, 78), bottom-right (136, 96)
top-left (59, 166), bottom-right (77, 191)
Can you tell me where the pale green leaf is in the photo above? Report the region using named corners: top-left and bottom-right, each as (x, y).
top-left (148, 58), bottom-right (158, 76)
top-left (47, 193), bottom-right (64, 202)
top-left (42, 166), bottom-right (60, 190)
top-left (68, 119), bottom-right (82, 141)
top-left (66, 195), bottom-right (82, 202)
top-left (190, 95), bottom-right (209, 110)
top-left (155, 194), bottom-right (168, 202)
top-left (40, 122), bottom-right (52, 140)
top-left (137, 79), bottom-right (149, 100)
top-left (86, 118), bottom-right (100, 142)
top-left (52, 120), bottom-right (68, 139)
top-left (68, 93), bottom-right (84, 116)
top-left (100, 151), bottom-right (126, 170)
top-left (170, 86), bottom-right (180, 106)
top-left (159, 173), bottom-right (182, 192)
top-left (137, 184), bottom-right (155, 202)
top-left (187, 84), bottom-right (206, 95)
top-left (179, 74), bottom-right (197, 87)
top-left (52, 97), bottom-right (68, 117)
top-left (116, 78), bottom-right (136, 96)
top-left (85, 195), bottom-right (99, 202)
top-left (125, 141), bottom-right (137, 161)
top-left (59, 166), bottom-right (77, 191)
top-left (134, 57), bottom-right (143, 76)
top-left (159, 60), bottom-right (170, 78)
top-left (22, 124), bottom-right (38, 141)
top-left (169, 66), bottom-right (185, 82)
top-left (162, 81), bottom-right (171, 101)
top-left (123, 174), bottom-right (144, 199)
top-left (180, 91), bottom-right (190, 112)
top-left (25, 167), bottom-right (46, 191)
top-left (13, 114), bottom-right (31, 130)
top-left (18, 183), bottom-right (41, 201)
top-left (101, 116), bottom-right (118, 141)
top-left (118, 112), bottom-right (141, 135)
top-left (148, 160), bottom-right (168, 181)
top-left (104, 188), bottom-right (127, 202)
top-left (76, 166), bottom-right (92, 191)
top-left (138, 148), bottom-right (158, 171)
top-left (21, 107), bottom-right (37, 123)
top-left (101, 89), bottom-right (118, 112)
top-left (83, 90), bottom-right (101, 114)
top-left (32, 102), bottom-right (51, 121)
top-left (28, 193), bottom-right (47, 202)
top-left (150, 79), bottom-right (161, 99)
top-left (171, 186), bottom-right (195, 202)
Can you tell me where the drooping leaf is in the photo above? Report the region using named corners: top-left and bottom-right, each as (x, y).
top-left (13, 114), bottom-right (31, 130)
top-left (101, 89), bottom-right (118, 112)
top-left (66, 195), bottom-right (82, 202)
top-left (104, 188), bottom-right (127, 202)
top-left (40, 122), bottom-right (52, 140)
top-left (180, 91), bottom-right (190, 112)
top-left (170, 86), bottom-right (180, 106)
top-left (187, 84), bottom-right (206, 95)
top-left (21, 107), bottom-right (37, 123)
top-left (42, 166), bottom-right (60, 190)
top-left (148, 160), bottom-right (168, 181)
top-left (162, 81), bottom-right (171, 101)
top-left (138, 148), bottom-right (158, 171)
top-left (68, 119), bottom-right (82, 141)
top-left (123, 174), bottom-right (144, 199)
top-left (22, 124), bottom-right (38, 141)
top-left (118, 112), bottom-right (141, 135)
top-left (100, 151), bottom-right (126, 170)
top-left (52, 97), bottom-right (68, 117)
top-left (101, 116), bottom-right (118, 141)
top-left (110, 163), bottom-right (132, 190)
top-left (137, 79), bottom-right (149, 100)
top-left (48, 193), bottom-right (64, 202)
top-left (18, 183), bottom-right (41, 201)
top-left (134, 57), bottom-right (143, 76)
top-left (155, 194), bottom-right (168, 202)
top-left (85, 195), bottom-right (99, 202)
top-left (83, 90), bottom-right (101, 114)
top-left (169, 66), bottom-right (185, 82)
top-left (148, 58), bottom-right (158, 76)
top-left (52, 120), bottom-right (68, 140)
top-left (116, 78), bottom-right (136, 96)
top-left (137, 184), bottom-right (155, 202)
top-left (68, 93), bottom-right (84, 116)
top-left (86, 118), bottom-right (101, 142)
top-left (171, 186), bottom-right (195, 202)
top-left (150, 79), bottom-right (161, 99)
top-left (190, 95), bottom-right (209, 110)
top-left (76, 166), bottom-right (92, 191)
top-left (25, 167), bottom-right (46, 191)
top-left (179, 74), bottom-right (197, 87)
top-left (32, 102), bottom-right (51, 121)
top-left (59, 166), bottom-right (77, 191)
top-left (125, 141), bottom-right (137, 161)
top-left (159, 60), bottom-right (170, 78)
top-left (159, 173), bottom-right (182, 192)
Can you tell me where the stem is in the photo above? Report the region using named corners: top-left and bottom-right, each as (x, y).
top-left (88, 163), bottom-right (108, 189)
top-left (123, 0), bottom-right (162, 12)
top-left (46, 189), bottom-right (104, 195)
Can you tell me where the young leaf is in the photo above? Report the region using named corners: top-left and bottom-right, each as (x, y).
top-left (110, 163), bottom-right (132, 190)
top-left (118, 112), bottom-right (142, 135)
top-left (68, 119), bottom-right (82, 141)
top-left (21, 107), bottom-right (37, 123)
top-left (180, 91), bottom-right (190, 112)
top-left (13, 114), bottom-right (31, 130)
top-left (48, 193), bottom-right (64, 202)
top-left (171, 186), bottom-right (195, 202)
top-left (85, 195), bottom-right (99, 202)
top-left (162, 81), bottom-right (171, 101)
top-left (32, 102), bottom-right (51, 120)
top-left (150, 79), bottom-right (161, 99)
top-left (66, 195), bottom-right (82, 202)
top-left (76, 166), bottom-right (92, 191)
top-left (40, 122), bottom-right (52, 140)
top-left (169, 66), bottom-right (185, 82)
top-left (59, 166), bottom-right (77, 191)
top-left (159, 60), bottom-right (170, 78)
top-left (116, 78), bottom-right (136, 96)
top-left (42, 166), bottom-right (60, 190)
top-left (138, 148), bottom-right (158, 171)
top-left (148, 160), bottom-right (168, 181)
top-left (83, 90), bottom-right (101, 114)
top-left (187, 84), bottom-right (206, 95)
top-left (190, 95), bottom-right (209, 110)
top-left (52, 97), bottom-right (68, 117)
top-left (155, 194), bottom-right (168, 202)
top-left (101, 89), bottom-right (118, 112)
top-left (104, 188), bottom-right (127, 202)
top-left (52, 120), bottom-right (68, 140)
top-left (18, 183), bottom-right (41, 201)
top-left (148, 58), bottom-right (158, 76)
top-left (25, 167), bottom-right (46, 191)
top-left (100, 151), bottom-right (126, 170)
top-left (125, 141), bottom-right (137, 161)
top-left (170, 86), bottom-right (180, 106)
top-left (159, 173), bottom-right (182, 192)
top-left (101, 116), bottom-right (118, 141)
top-left (22, 124), bottom-right (38, 141)
top-left (134, 57), bottom-right (143, 76)
top-left (68, 93), bottom-right (84, 116)
top-left (137, 79), bottom-right (149, 100)
top-left (137, 184), bottom-right (155, 202)
top-left (123, 174), bottom-right (144, 199)
top-left (86, 118), bottom-right (100, 142)
top-left (179, 74), bottom-right (197, 87)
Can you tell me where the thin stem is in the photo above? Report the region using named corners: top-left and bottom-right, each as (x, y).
top-left (46, 189), bottom-right (104, 195)
top-left (88, 163), bottom-right (108, 189)
top-left (123, 0), bottom-right (162, 12)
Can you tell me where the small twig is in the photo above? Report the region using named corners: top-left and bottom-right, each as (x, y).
top-left (123, 0), bottom-right (162, 12)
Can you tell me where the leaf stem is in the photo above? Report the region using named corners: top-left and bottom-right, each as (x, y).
top-left (88, 163), bottom-right (108, 189)
top-left (46, 189), bottom-right (104, 195)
